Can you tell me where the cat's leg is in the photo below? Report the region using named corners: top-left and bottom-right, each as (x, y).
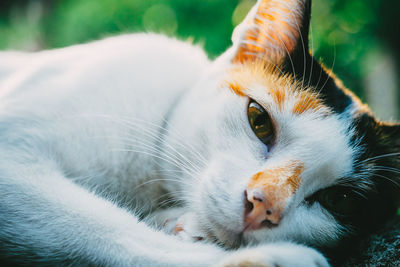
top-left (151, 209), bottom-right (330, 267)
top-left (0, 160), bottom-right (226, 266)
top-left (0, 160), bottom-right (330, 266)
top-left (217, 243), bottom-right (329, 267)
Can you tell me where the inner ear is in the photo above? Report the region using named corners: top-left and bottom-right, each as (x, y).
top-left (232, 0), bottom-right (311, 65)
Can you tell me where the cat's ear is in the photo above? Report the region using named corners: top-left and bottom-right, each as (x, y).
top-left (230, 0), bottom-right (358, 115)
top-left (231, 0), bottom-right (311, 64)
top-left (379, 122), bottom-right (400, 148)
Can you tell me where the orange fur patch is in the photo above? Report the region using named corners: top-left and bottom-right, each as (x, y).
top-left (285, 164), bottom-right (303, 194)
top-left (224, 61), bottom-right (329, 115)
top-left (293, 90), bottom-right (324, 114)
top-left (228, 82), bottom-right (246, 97)
top-left (248, 161), bottom-right (304, 204)
top-left (271, 86), bottom-right (286, 110)
top-left (248, 161), bottom-right (304, 191)
top-left (224, 61), bottom-right (294, 99)
top-left (234, 0), bottom-right (305, 64)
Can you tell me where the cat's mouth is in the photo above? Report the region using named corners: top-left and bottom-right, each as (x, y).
top-left (199, 215), bottom-right (246, 249)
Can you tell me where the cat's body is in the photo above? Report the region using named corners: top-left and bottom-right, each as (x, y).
top-left (0, 0), bottom-right (399, 266)
top-left (0, 34), bottom-right (208, 212)
top-left (0, 32), bottom-right (328, 267)
top-left (0, 35), bottom-right (219, 265)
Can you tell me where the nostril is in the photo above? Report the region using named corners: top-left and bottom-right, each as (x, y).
top-left (244, 190), bottom-right (254, 214)
top-left (245, 199), bottom-right (254, 214)
top-left (243, 189), bottom-right (282, 230)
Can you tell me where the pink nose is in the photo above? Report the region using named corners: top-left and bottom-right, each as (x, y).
top-left (243, 189), bottom-right (282, 231)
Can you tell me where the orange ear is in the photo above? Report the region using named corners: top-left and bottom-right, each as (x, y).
top-left (232, 0), bottom-right (308, 64)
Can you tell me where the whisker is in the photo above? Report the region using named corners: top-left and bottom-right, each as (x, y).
top-left (360, 152), bottom-right (400, 164)
top-left (110, 115), bottom-right (208, 171)
top-left (117, 134), bottom-right (202, 175)
top-left (81, 113), bottom-right (207, 167)
top-left (106, 133), bottom-right (197, 174)
top-left (109, 116), bottom-right (206, 169)
top-left (307, 22), bottom-right (314, 90)
top-left (370, 166), bottom-right (400, 175)
top-left (373, 173), bottom-right (400, 188)
top-left (317, 39), bottom-right (336, 94)
top-left (131, 178), bottom-right (188, 192)
top-left (85, 114), bottom-right (206, 176)
top-left (112, 147), bottom-right (199, 180)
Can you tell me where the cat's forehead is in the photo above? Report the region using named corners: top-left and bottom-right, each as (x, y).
top-left (224, 61), bottom-right (330, 117)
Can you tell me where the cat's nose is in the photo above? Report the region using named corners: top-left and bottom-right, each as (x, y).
top-left (243, 189), bottom-right (282, 231)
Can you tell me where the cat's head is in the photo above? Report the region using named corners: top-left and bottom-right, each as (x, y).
top-left (166, 0), bottom-right (400, 250)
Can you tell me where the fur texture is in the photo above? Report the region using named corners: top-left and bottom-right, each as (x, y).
top-left (0, 0), bottom-right (398, 266)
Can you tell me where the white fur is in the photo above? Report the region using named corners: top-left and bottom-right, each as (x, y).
top-left (217, 242), bottom-right (329, 267)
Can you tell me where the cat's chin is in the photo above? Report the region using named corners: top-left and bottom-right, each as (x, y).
top-left (199, 214), bottom-right (284, 249)
top-left (196, 214), bottom-right (245, 249)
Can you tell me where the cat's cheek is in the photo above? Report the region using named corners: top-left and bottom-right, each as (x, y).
top-left (194, 171), bottom-right (241, 222)
top-left (216, 243), bottom-right (329, 267)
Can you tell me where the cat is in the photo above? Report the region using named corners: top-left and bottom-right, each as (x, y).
top-left (0, 0), bottom-right (399, 266)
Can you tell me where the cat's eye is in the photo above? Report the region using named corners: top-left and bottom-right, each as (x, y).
top-left (315, 186), bottom-right (365, 216)
top-left (247, 101), bottom-right (274, 145)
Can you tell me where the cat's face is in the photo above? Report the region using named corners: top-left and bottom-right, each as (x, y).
top-left (166, 0), bottom-right (399, 249)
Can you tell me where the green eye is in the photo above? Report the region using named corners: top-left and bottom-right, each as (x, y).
top-left (317, 187), bottom-right (365, 216)
top-left (247, 101), bottom-right (274, 145)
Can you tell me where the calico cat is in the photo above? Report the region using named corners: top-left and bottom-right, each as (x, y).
top-left (0, 0), bottom-right (399, 266)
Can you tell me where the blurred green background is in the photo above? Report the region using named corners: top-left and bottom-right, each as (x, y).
top-left (0, 0), bottom-right (399, 120)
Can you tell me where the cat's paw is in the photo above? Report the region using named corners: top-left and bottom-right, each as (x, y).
top-left (150, 209), bottom-right (205, 242)
top-left (147, 207), bottom-right (187, 233)
top-left (217, 243), bottom-right (329, 267)
top-left (171, 212), bottom-right (205, 242)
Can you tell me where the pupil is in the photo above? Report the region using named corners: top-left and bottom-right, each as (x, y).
top-left (254, 114), bottom-right (267, 127)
